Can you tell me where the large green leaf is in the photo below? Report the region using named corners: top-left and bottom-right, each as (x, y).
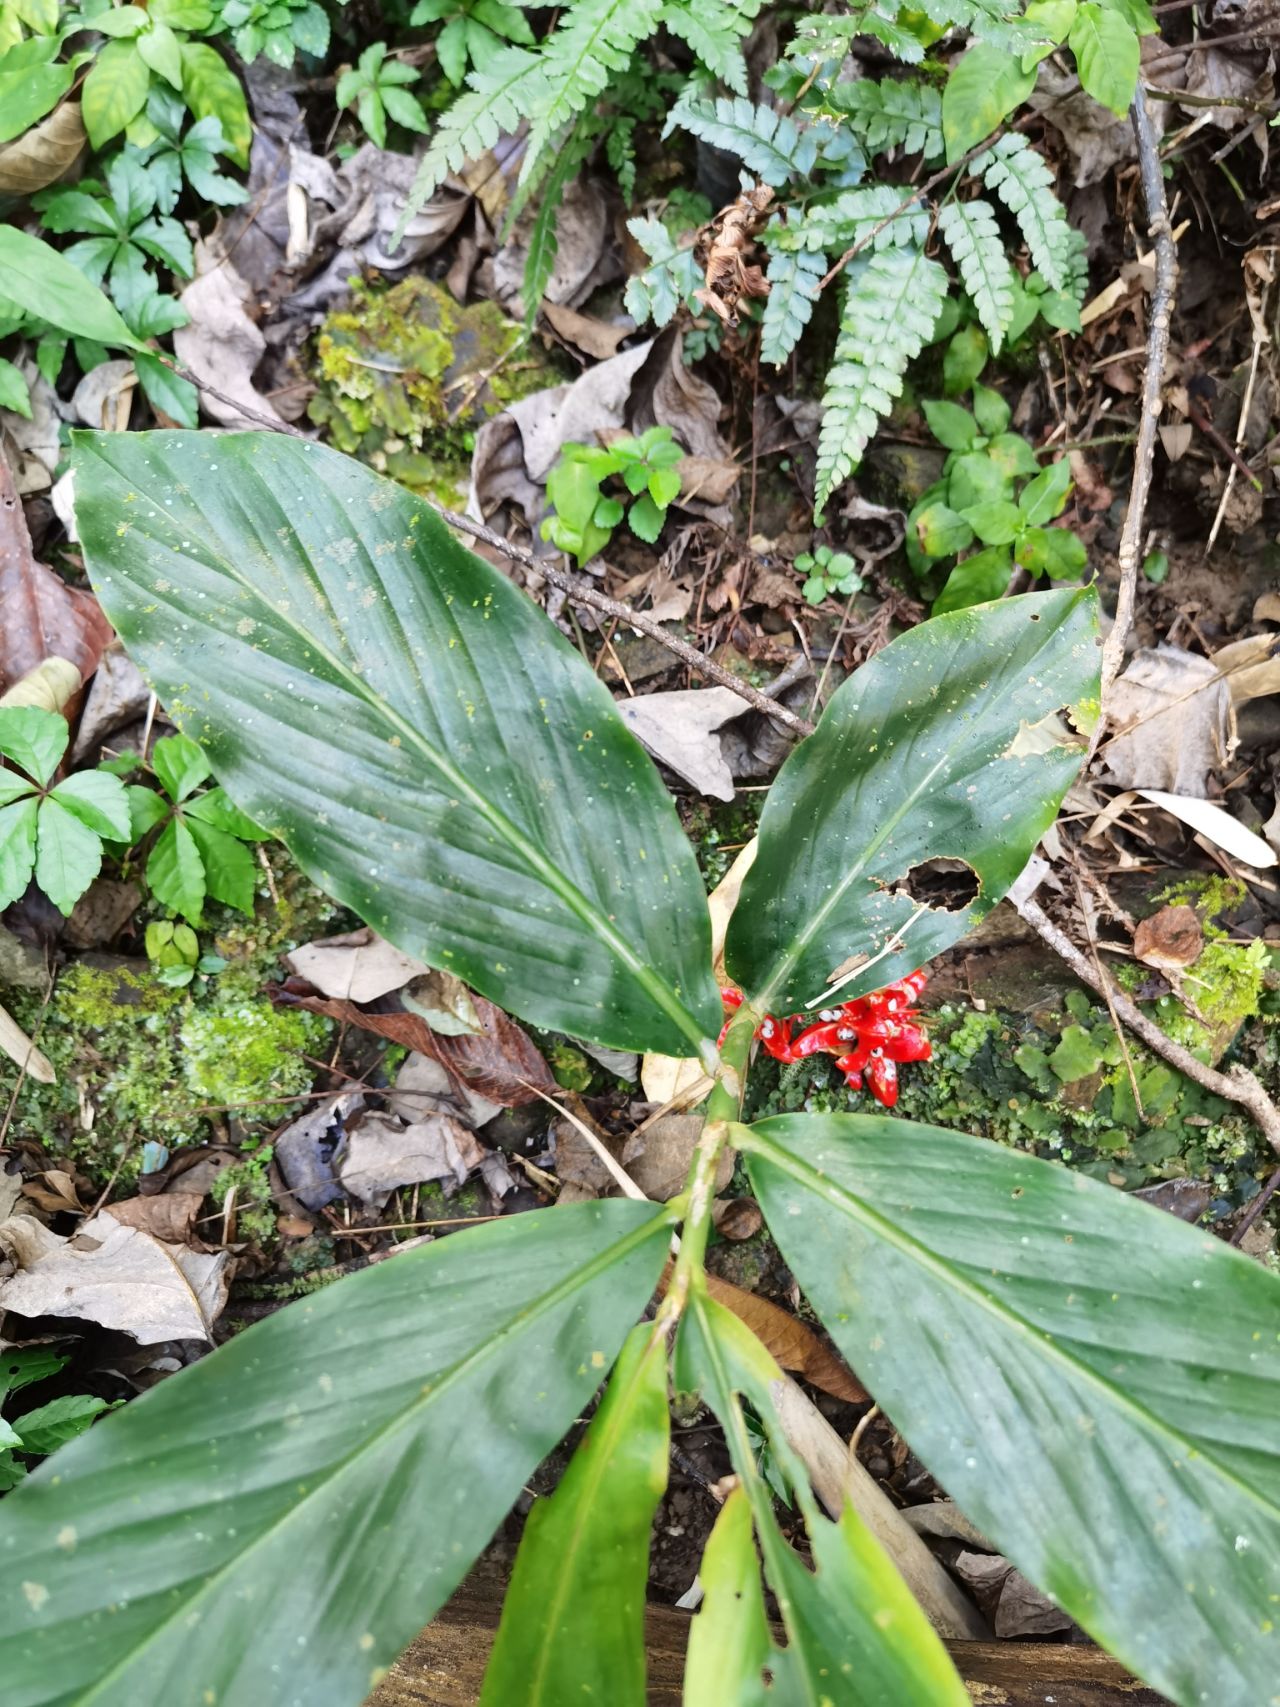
top-left (678, 1293), bottom-right (970, 1706)
top-left (480, 1321), bottom-right (668, 1706)
top-left (724, 589), bottom-right (1098, 1013)
top-left (0, 1200), bottom-right (673, 1707)
top-left (684, 1490), bottom-right (772, 1707)
top-left (0, 226), bottom-right (144, 351)
top-left (740, 1114), bottom-right (1280, 1707)
top-left (73, 431), bottom-right (721, 1057)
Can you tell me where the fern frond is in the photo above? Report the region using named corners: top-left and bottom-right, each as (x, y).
top-left (623, 216), bottom-right (701, 327)
top-left (606, 117), bottom-right (637, 202)
top-left (523, 0), bottom-right (665, 182)
top-left (1060, 224), bottom-right (1088, 306)
top-left (970, 134), bottom-right (1071, 292)
top-left (787, 7), bottom-right (925, 65)
top-left (765, 185), bottom-right (929, 255)
top-left (815, 245), bottom-right (948, 515)
top-left (826, 78), bottom-right (943, 160)
top-left (666, 95), bottom-right (818, 187)
top-left (760, 248), bottom-right (825, 367)
top-left (660, 0), bottom-right (758, 95)
top-left (521, 122), bottom-right (597, 328)
top-left (937, 197), bottom-right (1015, 353)
top-left (394, 47), bottom-right (547, 247)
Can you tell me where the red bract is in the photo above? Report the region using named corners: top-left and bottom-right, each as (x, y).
top-left (718, 974), bottom-right (931, 1110)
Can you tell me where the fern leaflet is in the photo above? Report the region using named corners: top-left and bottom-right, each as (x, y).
top-left (660, 0), bottom-right (758, 95)
top-left (970, 133), bottom-right (1072, 292)
top-left (826, 79), bottom-right (943, 159)
top-left (666, 95), bottom-right (818, 187)
top-left (761, 248), bottom-right (825, 368)
top-left (937, 197), bottom-right (1015, 352)
top-left (815, 245), bottom-right (948, 515)
top-left (520, 122), bottom-right (597, 328)
top-left (787, 7), bottom-right (925, 64)
top-left (524, 0), bottom-right (665, 179)
top-left (624, 216), bottom-right (701, 327)
top-left (394, 47), bottom-right (546, 245)
top-left (606, 117), bottom-right (637, 202)
top-left (765, 185), bottom-right (929, 255)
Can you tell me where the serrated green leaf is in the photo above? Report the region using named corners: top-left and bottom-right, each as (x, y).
top-left (49, 769), bottom-right (131, 840)
top-left (34, 796), bottom-right (103, 914)
top-left (185, 814), bottom-right (256, 913)
top-left (180, 42), bottom-right (251, 166)
top-left (1070, 1), bottom-right (1140, 117)
top-left (0, 1201), bottom-right (672, 1707)
top-left (740, 1113), bottom-right (1280, 1707)
top-left (922, 398), bottom-right (977, 451)
top-left (1018, 456), bottom-right (1073, 523)
top-left (626, 491), bottom-right (663, 543)
top-left (723, 589), bottom-right (1099, 1011)
top-left (0, 225), bottom-right (143, 351)
top-left (961, 498), bottom-right (1023, 545)
top-left (480, 1322), bottom-right (667, 1707)
top-left (914, 501), bottom-right (973, 558)
top-left (970, 134), bottom-right (1072, 292)
top-left (82, 39), bottom-right (150, 149)
top-left (146, 815), bottom-right (206, 923)
top-left (760, 246), bottom-right (824, 367)
top-left (942, 42), bottom-right (1035, 161)
top-left (75, 431), bottom-right (721, 1057)
top-left (151, 730), bottom-right (211, 802)
top-left (0, 356), bottom-right (30, 416)
top-left (0, 706), bottom-right (68, 786)
top-left (0, 796), bottom-right (38, 911)
top-left (932, 543), bottom-right (1013, 614)
top-left (667, 93), bottom-right (816, 187)
top-left (184, 785), bottom-right (268, 840)
top-left (11, 1395), bottom-right (110, 1455)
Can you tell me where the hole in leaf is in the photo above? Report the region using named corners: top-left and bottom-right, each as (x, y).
top-left (890, 858), bottom-right (980, 912)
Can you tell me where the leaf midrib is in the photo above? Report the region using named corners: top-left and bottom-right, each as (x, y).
top-left (740, 1127), bottom-right (1280, 1525)
top-left (68, 1209), bottom-right (669, 1706)
top-left (103, 455), bottom-right (711, 1054)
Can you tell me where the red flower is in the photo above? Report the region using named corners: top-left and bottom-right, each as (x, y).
top-left (718, 973), bottom-right (931, 1109)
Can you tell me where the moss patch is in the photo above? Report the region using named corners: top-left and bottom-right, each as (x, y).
top-left (306, 275), bottom-right (564, 504)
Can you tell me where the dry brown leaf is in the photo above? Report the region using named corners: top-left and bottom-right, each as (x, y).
top-left (102, 1190), bottom-right (205, 1245)
top-left (616, 685), bottom-right (748, 802)
top-left (541, 300), bottom-right (629, 360)
top-left (1212, 633), bottom-right (1280, 704)
top-left (0, 1212), bottom-right (229, 1342)
top-left (0, 1000), bottom-right (54, 1084)
top-left (285, 927), bottom-right (429, 1003)
top-left (20, 1169), bottom-right (83, 1215)
top-left (0, 447), bottom-right (111, 699)
top-left (0, 100), bottom-right (86, 195)
top-left (337, 1111), bottom-right (483, 1206)
top-left (621, 1112), bottom-right (733, 1201)
top-left (694, 185), bottom-right (774, 328)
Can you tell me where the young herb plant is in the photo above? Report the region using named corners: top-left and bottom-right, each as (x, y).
top-left (794, 543), bottom-right (863, 607)
top-left (0, 1348), bottom-right (114, 1495)
top-left (0, 429), bottom-right (1272, 1707)
top-left (0, 705), bottom-right (131, 916)
top-left (542, 425), bottom-right (684, 564)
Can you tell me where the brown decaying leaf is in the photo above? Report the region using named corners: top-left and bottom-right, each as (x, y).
top-left (274, 977), bottom-right (556, 1106)
top-left (0, 101), bottom-right (86, 195)
top-left (694, 185), bottom-right (774, 329)
top-left (0, 447), bottom-right (112, 699)
top-left (1133, 903), bottom-right (1204, 970)
top-left (658, 1259), bottom-right (866, 1403)
top-left (102, 1191), bottom-right (206, 1245)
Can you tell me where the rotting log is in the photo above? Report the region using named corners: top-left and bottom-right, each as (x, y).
top-left (366, 1572), bottom-right (1170, 1706)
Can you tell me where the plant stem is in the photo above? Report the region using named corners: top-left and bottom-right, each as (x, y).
top-left (657, 1002), bottom-right (756, 1333)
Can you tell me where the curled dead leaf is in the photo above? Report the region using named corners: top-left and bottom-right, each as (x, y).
top-left (0, 101), bottom-right (86, 195)
top-left (1133, 904), bottom-right (1203, 971)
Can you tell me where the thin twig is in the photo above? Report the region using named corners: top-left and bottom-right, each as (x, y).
top-left (1016, 893), bottom-right (1280, 1160)
top-left (1099, 91), bottom-right (1179, 707)
top-left (157, 357), bottom-right (815, 739)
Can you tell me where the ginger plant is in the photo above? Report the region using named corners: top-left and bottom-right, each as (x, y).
top-left (0, 431), bottom-right (1275, 1707)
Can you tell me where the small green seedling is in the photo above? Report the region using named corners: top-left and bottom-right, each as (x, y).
top-left (0, 706), bottom-right (131, 916)
top-left (409, 0), bottom-right (535, 86)
top-left (794, 544), bottom-right (863, 606)
top-left (128, 731), bottom-right (269, 926)
top-left (144, 916), bottom-right (219, 988)
top-left (335, 43), bottom-right (429, 149)
top-left (0, 1347), bottom-right (114, 1494)
top-left (542, 426), bottom-right (684, 565)
top-left (908, 382), bottom-right (1086, 613)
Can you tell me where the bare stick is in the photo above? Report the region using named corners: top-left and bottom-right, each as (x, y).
top-left (1015, 893), bottom-right (1280, 1159)
top-left (1099, 92), bottom-right (1178, 703)
top-left (157, 357), bottom-right (815, 739)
